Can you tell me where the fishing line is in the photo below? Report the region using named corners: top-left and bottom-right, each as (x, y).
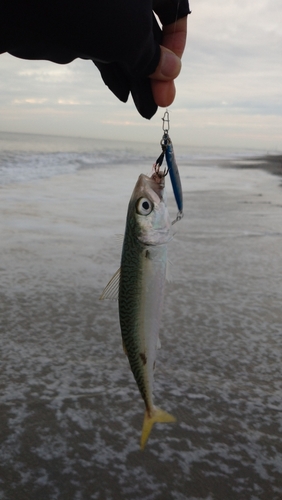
top-left (153, 1), bottom-right (184, 224)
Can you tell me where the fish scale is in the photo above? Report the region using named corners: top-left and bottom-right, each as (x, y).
top-left (119, 241), bottom-right (149, 406)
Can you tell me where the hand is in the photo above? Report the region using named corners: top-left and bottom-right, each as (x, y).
top-left (149, 17), bottom-right (187, 107)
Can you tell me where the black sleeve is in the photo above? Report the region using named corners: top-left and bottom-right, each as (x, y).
top-left (0, 0), bottom-right (191, 119)
top-left (153, 0), bottom-right (191, 25)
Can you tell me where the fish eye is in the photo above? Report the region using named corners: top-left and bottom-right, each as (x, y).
top-left (136, 197), bottom-right (153, 216)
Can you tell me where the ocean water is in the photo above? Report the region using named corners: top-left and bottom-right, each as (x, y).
top-left (0, 131), bottom-right (266, 186)
top-left (0, 131), bottom-right (282, 500)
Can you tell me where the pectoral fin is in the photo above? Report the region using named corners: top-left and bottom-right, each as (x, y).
top-left (99, 268), bottom-right (120, 300)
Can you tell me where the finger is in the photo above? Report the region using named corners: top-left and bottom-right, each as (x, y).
top-left (149, 45), bottom-right (181, 81)
top-left (162, 17), bottom-right (187, 59)
top-left (150, 80), bottom-right (176, 107)
top-left (148, 16), bottom-right (188, 109)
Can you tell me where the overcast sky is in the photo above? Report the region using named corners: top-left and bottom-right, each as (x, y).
top-left (0, 0), bottom-right (281, 149)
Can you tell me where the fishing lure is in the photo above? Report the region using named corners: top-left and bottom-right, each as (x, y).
top-left (154, 111), bottom-right (183, 224)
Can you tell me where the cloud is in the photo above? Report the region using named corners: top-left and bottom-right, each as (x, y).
top-left (13, 98), bottom-right (48, 105)
top-left (58, 99), bottom-right (92, 106)
top-left (177, 0), bottom-right (282, 139)
top-left (18, 67), bottom-right (73, 83)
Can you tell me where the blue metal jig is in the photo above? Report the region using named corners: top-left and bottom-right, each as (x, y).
top-left (161, 111), bottom-right (183, 224)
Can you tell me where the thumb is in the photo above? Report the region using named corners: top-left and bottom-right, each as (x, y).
top-left (149, 46), bottom-right (181, 81)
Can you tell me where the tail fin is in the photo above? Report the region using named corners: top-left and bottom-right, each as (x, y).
top-left (140, 407), bottom-right (176, 450)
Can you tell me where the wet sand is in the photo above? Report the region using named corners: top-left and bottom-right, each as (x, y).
top-left (225, 154), bottom-right (282, 179)
top-left (1, 164), bottom-right (282, 499)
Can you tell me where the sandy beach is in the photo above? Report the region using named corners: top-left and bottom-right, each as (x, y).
top-left (225, 154), bottom-right (282, 179)
top-left (1, 161), bottom-right (282, 499)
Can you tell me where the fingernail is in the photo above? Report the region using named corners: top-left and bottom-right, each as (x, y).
top-left (161, 51), bottom-right (181, 78)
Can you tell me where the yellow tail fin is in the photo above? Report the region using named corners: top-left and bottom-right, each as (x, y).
top-left (140, 407), bottom-right (176, 450)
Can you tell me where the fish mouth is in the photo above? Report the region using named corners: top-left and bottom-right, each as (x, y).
top-left (133, 174), bottom-right (164, 203)
top-left (151, 170), bottom-right (166, 189)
